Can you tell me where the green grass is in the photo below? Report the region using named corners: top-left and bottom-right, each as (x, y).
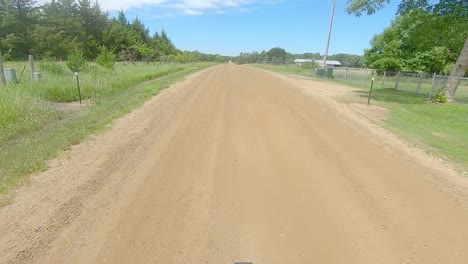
top-left (255, 63), bottom-right (468, 172)
top-left (253, 63), bottom-right (316, 77)
top-left (357, 89), bottom-right (468, 169)
top-left (0, 61), bottom-right (215, 199)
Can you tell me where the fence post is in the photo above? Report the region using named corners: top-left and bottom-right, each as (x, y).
top-left (417, 73), bottom-right (424, 94)
top-left (0, 50), bottom-right (6, 86)
top-left (363, 68), bottom-right (369, 86)
top-left (395, 71), bottom-right (401, 90)
top-left (381, 71), bottom-right (386, 89)
top-left (29, 55), bottom-right (35, 81)
top-left (345, 67), bottom-right (348, 80)
top-left (429, 73), bottom-right (437, 100)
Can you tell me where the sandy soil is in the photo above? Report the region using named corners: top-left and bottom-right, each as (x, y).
top-left (1, 64), bottom-right (468, 264)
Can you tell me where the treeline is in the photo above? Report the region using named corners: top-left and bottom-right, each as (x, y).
top-left (0, 0), bottom-right (229, 62)
top-left (364, 2), bottom-right (468, 74)
top-left (235, 47), bottom-right (365, 68)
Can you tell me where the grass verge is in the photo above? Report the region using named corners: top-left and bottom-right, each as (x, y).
top-left (254, 63), bottom-right (468, 172)
top-left (0, 62), bottom-right (214, 203)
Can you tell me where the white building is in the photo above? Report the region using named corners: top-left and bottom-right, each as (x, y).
top-left (294, 59), bottom-right (341, 68)
top-left (315, 60), bottom-right (342, 68)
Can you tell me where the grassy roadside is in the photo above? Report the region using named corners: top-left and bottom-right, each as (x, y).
top-left (253, 64), bottom-right (468, 172)
top-left (0, 62), bottom-right (215, 203)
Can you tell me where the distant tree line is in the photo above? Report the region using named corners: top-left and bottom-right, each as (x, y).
top-left (363, 6), bottom-right (467, 75)
top-left (0, 0), bottom-right (229, 63)
top-left (234, 47), bottom-right (365, 68)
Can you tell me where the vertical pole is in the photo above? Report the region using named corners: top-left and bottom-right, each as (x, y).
top-left (429, 73), bottom-right (437, 100)
top-left (363, 68), bottom-right (369, 86)
top-left (0, 50), bottom-right (6, 86)
top-left (75, 72), bottom-right (82, 104)
top-left (381, 71), bottom-right (386, 89)
top-left (395, 71), bottom-right (401, 90)
top-left (417, 73), bottom-right (424, 94)
top-left (323, 0), bottom-right (336, 69)
top-left (368, 74), bottom-right (376, 106)
top-left (345, 67), bottom-right (348, 80)
top-left (29, 55), bottom-right (35, 80)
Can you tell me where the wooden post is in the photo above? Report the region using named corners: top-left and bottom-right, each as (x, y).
top-left (0, 50), bottom-right (6, 86)
top-left (29, 55), bottom-right (35, 80)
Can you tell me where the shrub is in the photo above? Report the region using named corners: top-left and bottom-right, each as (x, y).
top-left (432, 91), bottom-right (448, 103)
top-left (96, 46), bottom-right (116, 69)
top-left (39, 61), bottom-right (65, 75)
top-left (66, 49), bottom-right (87, 73)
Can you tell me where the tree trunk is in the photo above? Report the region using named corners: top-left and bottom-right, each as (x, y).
top-left (444, 36), bottom-right (468, 102)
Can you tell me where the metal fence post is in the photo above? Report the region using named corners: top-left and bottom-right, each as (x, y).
top-left (363, 68), bottom-right (369, 86)
top-left (395, 71), bottom-right (401, 90)
top-left (0, 50), bottom-right (6, 86)
top-left (417, 73), bottom-right (424, 94)
top-left (29, 55), bottom-right (35, 81)
top-left (429, 73), bottom-right (437, 100)
top-left (381, 71), bottom-right (386, 89)
top-left (345, 67), bottom-right (348, 80)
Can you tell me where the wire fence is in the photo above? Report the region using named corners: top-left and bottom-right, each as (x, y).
top-left (332, 67), bottom-right (468, 103)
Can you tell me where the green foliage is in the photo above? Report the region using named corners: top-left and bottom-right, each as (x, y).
top-left (346, 0), bottom-right (390, 16)
top-left (347, 0), bottom-right (468, 17)
top-left (66, 49), bottom-right (87, 73)
top-left (0, 87), bottom-right (60, 146)
top-left (433, 91), bottom-right (448, 103)
top-left (362, 7), bottom-right (467, 73)
top-left (267, 47), bottom-right (287, 63)
top-left (0, 62), bottom-right (213, 195)
top-left (39, 61), bottom-right (66, 75)
top-left (234, 48), bottom-right (363, 67)
top-left (328, 53), bottom-right (365, 67)
top-left (0, 0), bottom-right (225, 63)
top-left (96, 46), bottom-right (116, 69)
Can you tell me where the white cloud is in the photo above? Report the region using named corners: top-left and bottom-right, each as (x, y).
top-left (36, 0), bottom-right (273, 16)
top-left (184, 9), bottom-right (203, 15)
top-left (153, 13), bottom-right (177, 19)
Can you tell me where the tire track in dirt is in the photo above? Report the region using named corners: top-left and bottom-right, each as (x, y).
top-left (1, 64), bottom-right (468, 263)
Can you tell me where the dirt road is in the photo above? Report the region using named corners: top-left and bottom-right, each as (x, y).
top-left (1, 64), bottom-right (468, 263)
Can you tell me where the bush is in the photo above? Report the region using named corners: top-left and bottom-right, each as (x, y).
top-left (432, 91), bottom-right (448, 103)
top-left (96, 47), bottom-right (116, 69)
top-left (39, 61), bottom-right (65, 75)
top-left (66, 49), bottom-right (87, 73)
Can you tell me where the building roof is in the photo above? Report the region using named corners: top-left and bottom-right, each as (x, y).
top-left (294, 59), bottom-right (342, 66)
top-left (294, 59), bottom-right (313, 63)
top-left (315, 60), bottom-right (342, 66)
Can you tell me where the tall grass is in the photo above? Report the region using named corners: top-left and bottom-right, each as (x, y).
top-left (0, 87), bottom-right (60, 146)
top-left (0, 61), bottom-right (214, 197)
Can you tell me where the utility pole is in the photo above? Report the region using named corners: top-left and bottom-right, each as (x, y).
top-left (323, 0), bottom-right (336, 69)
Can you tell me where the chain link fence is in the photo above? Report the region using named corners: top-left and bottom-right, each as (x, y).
top-left (332, 67), bottom-right (468, 103)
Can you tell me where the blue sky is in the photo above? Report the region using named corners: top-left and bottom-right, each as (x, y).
top-left (59, 0), bottom-right (401, 56)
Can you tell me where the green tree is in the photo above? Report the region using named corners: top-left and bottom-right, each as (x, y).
top-left (35, 0), bottom-right (83, 59)
top-left (77, 0), bottom-right (107, 59)
top-left (347, 0), bottom-right (468, 102)
top-left (96, 46), bottom-right (115, 68)
top-left (66, 49), bottom-right (86, 72)
top-left (267, 47), bottom-right (287, 63)
top-left (0, 0), bottom-right (38, 59)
